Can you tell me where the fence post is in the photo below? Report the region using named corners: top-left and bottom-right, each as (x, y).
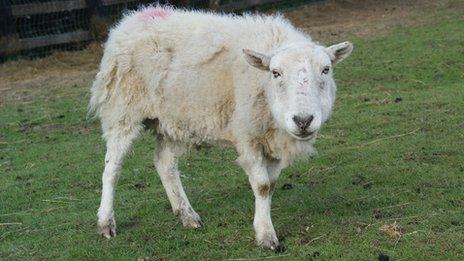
top-left (0, 0), bottom-right (17, 58)
top-left (86, 0), bottom-right (103, 16)
top-left (209, 0), bottom-right (221, 10)
top-left (86, 0), bottom-right (109, 41)
top-left (0, 1), bottom-right (15, 37)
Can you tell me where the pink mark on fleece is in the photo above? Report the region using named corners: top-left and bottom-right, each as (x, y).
top-left (138, 7), bottom-right (170, 21)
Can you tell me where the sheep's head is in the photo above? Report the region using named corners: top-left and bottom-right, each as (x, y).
top-left (243, 41), bottom-right (353, 140)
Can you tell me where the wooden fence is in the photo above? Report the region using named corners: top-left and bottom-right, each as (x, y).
top-left (0, 0), bottom-right (307, 60)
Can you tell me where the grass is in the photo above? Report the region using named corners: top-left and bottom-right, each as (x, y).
top-left (1, 9), bottom-right (464, 260)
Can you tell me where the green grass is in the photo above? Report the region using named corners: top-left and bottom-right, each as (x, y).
top-left (1, 12), bottom-right (464, 260)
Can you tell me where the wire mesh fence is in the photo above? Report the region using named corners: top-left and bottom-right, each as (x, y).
top-left (0, 0), bottom-right (319, 62)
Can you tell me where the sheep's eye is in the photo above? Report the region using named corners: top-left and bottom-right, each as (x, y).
top-left (322, 66), bottom-right (330, 75)
top-left (272, 70), bottom-right (281, 78)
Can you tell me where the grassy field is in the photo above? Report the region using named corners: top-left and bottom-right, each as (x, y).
top-left (1, 5), bottom-right (464, 260)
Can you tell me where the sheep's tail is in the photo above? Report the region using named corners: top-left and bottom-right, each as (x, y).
top-left (87, 53), bottom-right (116, 120)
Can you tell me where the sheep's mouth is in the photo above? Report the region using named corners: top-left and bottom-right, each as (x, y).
top-left (289, 130), bottom-right (315, 141)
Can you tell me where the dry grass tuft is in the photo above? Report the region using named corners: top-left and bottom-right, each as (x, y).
top-left (380, 222), bottom-right (403, 240)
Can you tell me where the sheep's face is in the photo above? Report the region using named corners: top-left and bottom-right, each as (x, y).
top-left (243, 42), bottom-right (353, 140)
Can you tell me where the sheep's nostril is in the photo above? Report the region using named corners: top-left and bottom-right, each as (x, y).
top-left (292, 115), bottom-right (314, 130)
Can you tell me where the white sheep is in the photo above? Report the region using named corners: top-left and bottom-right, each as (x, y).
top-left (89, 5), bottom-right (353, 250)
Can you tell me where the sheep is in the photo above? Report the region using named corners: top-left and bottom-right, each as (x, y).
top-left (89, 5), bottom-right (353, 250)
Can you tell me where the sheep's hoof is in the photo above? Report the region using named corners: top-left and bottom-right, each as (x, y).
top-left (179, 209), bottom-right (203, 229)
top-left (98, 218), bottom-right (116, 238)
top-left (257, 233), bottom-right (284, 252)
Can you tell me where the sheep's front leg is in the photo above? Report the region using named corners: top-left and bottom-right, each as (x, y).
top-left (154, 139), bottom-right (202, 228)
top-left (238, 152), bottom-right (282, 251)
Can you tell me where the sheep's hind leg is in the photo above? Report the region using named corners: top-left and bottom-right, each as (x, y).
top-left (154, 138), bottom-right (202, 228)
top-left (97, 125), bottom-right (140, 238)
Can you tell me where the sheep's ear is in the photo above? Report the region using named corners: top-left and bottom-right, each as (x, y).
top-left (243, 49), bottom-right (271, 71)
top-left (327, 41), bottom-right (353, 65)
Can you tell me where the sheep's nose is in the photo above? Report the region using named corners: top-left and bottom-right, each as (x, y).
top-left (292, 115), bottom-right (314, 130)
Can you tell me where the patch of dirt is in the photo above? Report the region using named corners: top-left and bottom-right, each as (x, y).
top-left (286, 0), bottom-right (459, 43)
top-left (1, 0), bottom-right (462, 104)
top-left (16, 120), bottom-right (95, 135)
top-left (0, 43), bottom-right (102, 104)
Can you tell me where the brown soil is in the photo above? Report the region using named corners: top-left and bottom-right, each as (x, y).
top-left (0, 0), bottom-right (461, 104)
top-left (0, 43), bottom-right (102, 104)
top-left (286, 0), bottom-right (457, 43)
